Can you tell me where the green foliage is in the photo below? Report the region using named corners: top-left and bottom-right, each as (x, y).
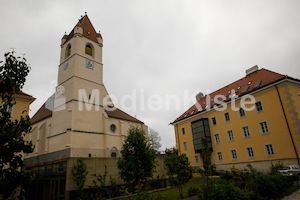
top-left (219, 169), bottom-right (292, 200)
top-left (164, 149), bottom-right (192, 199)
top-left (230, 165), bottom-right (240, 174)
top-left (199, 137), bottom-right (213, 200)
top-left (90, 165), bottom-right (108, 198)
top-left (270, 161), bottom-right (284, 174)
top-left (117, 126), bottom-right (157, 191)
top-left (248, 173), bottom-right (291, 200)
top-left (0, 51), bottom-right (34, 198)
top-left (72, 158), bottom-right (88, 199)
top-left (187, 186), bottom-right (201, 197)
top-left (205, 179), bottom-right (250, 200)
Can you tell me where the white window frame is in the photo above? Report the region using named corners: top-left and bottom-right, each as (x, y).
top-left (224, 112), bottom-right (230, 122)
top-left (214, 134), bottom-right (220, 144)
top-left (183, 141), bottom-right (187, 151)
top-left (217, 152), bottom-right (223, 161)
top-left (246, 147), bottom-right (255, 159)
top-left (211, 117), bottom-right (217, 126)
top-left (259, 121), bottom-right (270, 134)
top-left (227, 130), bottom-right (234, 141)
top-left (6, 105), bottom-right (14, 117)
top-left (255, 101), bottom-right (264, 113)
top-left (242, 126), bottom-right (251, 138)
top-left (239, 107), bottom-right (246, 118)
top-left (194, 155), bottom-right (199, 164)
top-left (265, 143), bottom-right (275, 156)
top-left (182, 127), bottom-right (186, 136)
top-left (231, 149), bottom-right (238, 160)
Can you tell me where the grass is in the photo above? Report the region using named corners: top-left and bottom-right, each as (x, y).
top-left (152, 178), bottom-right (204, 200)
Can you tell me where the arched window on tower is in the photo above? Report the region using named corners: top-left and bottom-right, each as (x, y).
top-left (110, 147), bottom-right (118, 158)
top-left (65, 44), bottom-right (71, 58)
top-left (85, 44), bottom-right (93, 56)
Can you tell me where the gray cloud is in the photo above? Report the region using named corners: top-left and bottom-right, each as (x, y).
top-left (1, 0), bottom-right (300, 150)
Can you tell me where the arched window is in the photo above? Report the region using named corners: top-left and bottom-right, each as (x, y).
top-left (85, 44), bottom-right (93, 56)
top-left (111, 152), bottom-right (117, 158)
top-left (65, 44), bottom-right (71, 58)
top-left (110, 147), bottom-right (118, 158)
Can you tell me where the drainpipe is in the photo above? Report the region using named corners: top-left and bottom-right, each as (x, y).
top-left (275, 85), bottom-right (300, 165)
top-left (175, 124), bottom-right (181, 155)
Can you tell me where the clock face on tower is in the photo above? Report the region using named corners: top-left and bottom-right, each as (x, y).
top-left (86, 59), bottom-right (94, 69)
top-left (64, 61), bottom-right (69, 70)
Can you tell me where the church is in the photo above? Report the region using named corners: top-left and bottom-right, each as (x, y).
top-left (24, 14), bottom-right (149, 199)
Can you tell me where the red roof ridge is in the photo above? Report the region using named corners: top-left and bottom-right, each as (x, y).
top-left (172, 68), bottom-right (286, 124)
top-left (62, 14), bottom-right (102, 45)
top-left (106, 107), bottom-right (144, 124)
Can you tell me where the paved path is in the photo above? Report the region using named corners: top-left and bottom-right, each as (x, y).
top-left (282, 189), bottom-right (300, 200)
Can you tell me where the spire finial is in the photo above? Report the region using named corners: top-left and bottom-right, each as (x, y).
top-left (65, 31), bottom-right (67, 35)
top-left (85, 11), bottom-right (87, 15)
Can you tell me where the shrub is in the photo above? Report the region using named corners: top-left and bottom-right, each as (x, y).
top-left (187, 186), bottom-right (200, 197)
top-left (206, 179), bottom-right (250, 200)
top-left (270, 161), bottom-right (284, 174)
top-left (248, 173), bottom-right (291, 200)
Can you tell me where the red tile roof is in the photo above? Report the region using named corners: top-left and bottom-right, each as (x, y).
top-left (30, 102), bottom-right (143, 125)
top-left (106, 108), bottom-right (144, 124)
top-left (63, 14), bottom-right (102, 45)
top-left (172, 68), bottom-right (286, 124)
top-left (30, 103), bottom-right (52, 124)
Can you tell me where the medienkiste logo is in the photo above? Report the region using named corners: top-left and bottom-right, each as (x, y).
top-left (44, 82), bottom-right (257, 113)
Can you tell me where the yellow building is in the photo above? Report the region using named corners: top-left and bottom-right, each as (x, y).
top-left (172, 66), bottom-right (300, 172)
top-left (0, 91), bottom-right (35, 121)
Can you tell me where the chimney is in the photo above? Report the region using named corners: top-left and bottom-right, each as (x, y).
top-left (196, 92), bottom-right (204, 102)
top-left (246, 65), bottom-right (259, 76)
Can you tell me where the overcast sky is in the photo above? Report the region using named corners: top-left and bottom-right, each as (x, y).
top-left (1, 0), bottom-right (300, 150)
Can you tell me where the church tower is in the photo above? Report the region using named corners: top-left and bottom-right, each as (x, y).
top-left (27, 14), bottom-right (147, 160)
top-left (50, 14), bottom-right (113, 156)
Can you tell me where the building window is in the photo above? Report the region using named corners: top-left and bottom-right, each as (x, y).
top-left (242, 126), bottom-right (251, 138)
top-left (7, 105), bottom-right (14, 117)
top-left (65, 44), bottom-right (71, 58)
top-left (195, 155), bottom-right (199, 164)
top-left (182, 127), bottom-right (186, 135)
top-left (227, 130), bottom-right (234, 141)
top-left (224, 112), bottom-right (230, 122)
top-left (246, 147), bottom-right (255, 158)
top-left (255, 101), bottom-right (263, 112)
top-left (183, 142), bottom-right (187, 151)
top-left (85, 44), bottom-right (93, 56)
top-left (231, 149), bottom-right (238, 160)
top-left (111, 152), bottom-right (117, 158)
top-left (217, 152), bottom-right (223, 161)
top-left (110, 124), bottom-right (116, 132)
top-left (265, 144), bottom-right (275, 156)
top-left (239, 107), bottom-right (245, 118)
top-left (259, 121), bottom-right (269, 134)
top-left (212, 117), bottom-right (217, 126)
top-left (214, 134), bottom-right (220, 144)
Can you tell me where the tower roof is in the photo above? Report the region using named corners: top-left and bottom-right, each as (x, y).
top-left (62, 14), bottom-right (102, 45)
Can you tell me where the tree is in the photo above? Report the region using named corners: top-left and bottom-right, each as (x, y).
top-left (164, 149), bottom-right (193, 200)
top-left (148, 128), bottom-right (161, 153)
top-left (199, 137), bottom-right (214, 200)
top-left (117, 126), bottom-right (157, 191)
top-left (72, 158), bottom-right (88, 199)
top-left (0, 51), bottom-right (34, 199)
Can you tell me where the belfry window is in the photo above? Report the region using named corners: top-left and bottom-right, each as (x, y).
top-left (66, 44), bottom-right (71, 58)
top-left (85, 44), bottom-right (93, 56)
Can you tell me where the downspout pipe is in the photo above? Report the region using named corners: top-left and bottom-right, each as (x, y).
top-left (275, 85), bottom-right (300, 165)
top-left (175, 124), bottom-right (181, 155)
